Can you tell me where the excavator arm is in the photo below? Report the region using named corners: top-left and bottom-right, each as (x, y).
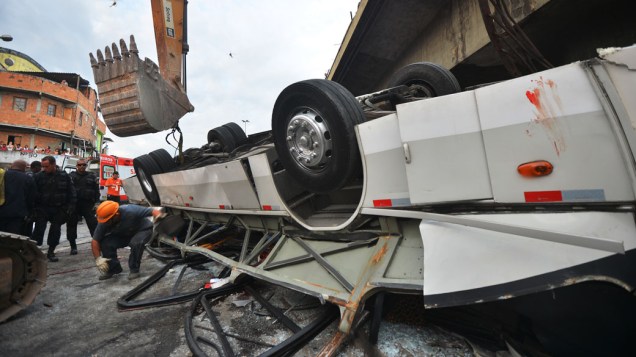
top-left (151, 0), bottom-right (188, 91)
top-left (89, 0), bottom-right (194, 137)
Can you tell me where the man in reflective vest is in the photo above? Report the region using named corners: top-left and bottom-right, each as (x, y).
top-left (104, 171), bottom-right (123, 203)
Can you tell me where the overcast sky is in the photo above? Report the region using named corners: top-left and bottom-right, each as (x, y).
top-left (1, 0), bottom-right (360, 158)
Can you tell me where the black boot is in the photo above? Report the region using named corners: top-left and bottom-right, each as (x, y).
top-left (47, 250), bottom-right (59, 262)
top-left (69, 240), bottom-right (78, 255)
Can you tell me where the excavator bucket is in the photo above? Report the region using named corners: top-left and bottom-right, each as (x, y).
top-left (0, 233), bottom-right (47, 322)
top-left (89, 35), bottom-right (194, 137)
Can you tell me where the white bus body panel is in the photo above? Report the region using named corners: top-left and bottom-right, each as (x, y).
top-left (122, 176), bottom-right (146, 204)
top-left (397, 91), bottom-right (493, 204)
top-left (420, 211), bottom-right (636, 298)
top-left (248, 151), bottom-right (289, 213)
top-left (477, 62), bottom-right (635, 203)
top-left (154, 159), bottom-right (260, 209)
top-left (357, 113), bottom-right (411, 208)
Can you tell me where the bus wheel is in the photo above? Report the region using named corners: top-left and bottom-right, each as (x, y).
top-left (272, 79), bottom-right (364, 193)
top-left (148, 149), bottom-right (177, 173)
top-left (387, 62), bottom-right (461, 98)
top-left (133, 154), bottom-right (162, 206)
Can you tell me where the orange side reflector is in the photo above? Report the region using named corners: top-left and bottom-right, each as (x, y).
top-left (518, 161), bottom-right (553, 177)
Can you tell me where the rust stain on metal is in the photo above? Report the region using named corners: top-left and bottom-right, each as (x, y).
top-left (317, 330), bottom-right (348, 357)
top-left (296, 279), bottom-right (340, 293)
top-left (342, 308), bottom-right (357, 326)
top-left (326, 296), bottom-right (348, 306)
top-left (343, 300), bottom-right (359, 311)
top-left (372, 242), bottom-right (388, 264)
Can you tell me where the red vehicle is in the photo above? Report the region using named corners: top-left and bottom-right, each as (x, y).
top-left (88, 154), bottom-right (135, 201)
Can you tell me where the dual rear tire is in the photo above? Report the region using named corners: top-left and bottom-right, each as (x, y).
top-left (207, 122), bottom-right (248, 152)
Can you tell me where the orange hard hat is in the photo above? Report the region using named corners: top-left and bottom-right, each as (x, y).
top-left (97, 200), bottom-right (119, 223)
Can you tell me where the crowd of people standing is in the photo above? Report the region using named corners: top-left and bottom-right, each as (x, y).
top-left (0, 143), bottom-right (71, 155)
top-left (1, 155), bottom-right (159, 281)
top-left (0, 156), bottom-right (99, 262)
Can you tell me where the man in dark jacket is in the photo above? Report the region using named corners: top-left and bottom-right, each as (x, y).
top-left (92, 201), bottom-right (164, 280)
top-left (27, 160), bottom-right (41, 177)
top-left (67, 159), bottom-right (100, 255)
top-left (21, 160), bottom-right (42, 236)
top-left (0, 160), bottom-right (36, 235)
top-left (32, 155), bottom-right (76, 262)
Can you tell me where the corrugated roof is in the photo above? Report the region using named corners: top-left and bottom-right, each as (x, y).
top-left (12, 71), bottom-right (90, 87)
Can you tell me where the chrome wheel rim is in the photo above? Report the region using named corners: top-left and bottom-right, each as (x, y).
top-left (285, 108), bottom-right (332, 171)
top-left (138, 168), bottom-right (153, 193)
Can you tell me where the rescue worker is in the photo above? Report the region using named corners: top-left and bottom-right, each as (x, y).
top-left (32, 155), bottom-right (76, 262)
top-left (67, 159), bottom-right (100, 255)
top-left (104, 171), bottom-right (123, 203)
top-left (0, 160), bottom-right (36, 235)
top-left (92, 201), bottom-right (164, 280)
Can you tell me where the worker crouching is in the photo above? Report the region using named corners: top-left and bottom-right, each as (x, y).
top-left (91, 200), bottom-right (165, 280)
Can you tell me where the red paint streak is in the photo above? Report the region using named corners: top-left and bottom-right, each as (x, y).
top-left (189, 196), bottom-right (194, 200)
top-left (526, 78), bottom-right (565, 156)
top-left (524, 191), bottom-right (563, 202)
top-left (373, 199), bottom-right (392, 207)
top-left (185, 203), bottom-right (190, 207)
top-left (526, 89), bottom-right (539, 107)
top-left (219, 205), bottom-right (225, 209)
top-left (262, 205), bottom-right (272, 211)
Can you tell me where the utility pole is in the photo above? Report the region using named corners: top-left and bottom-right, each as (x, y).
top-left (242, 120), bottom-right (250, 134)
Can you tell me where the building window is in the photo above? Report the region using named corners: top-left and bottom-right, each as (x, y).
top-left (8, 135), bottom-right (22, 146)
top-left (78, 112), bottom-right (83, 126)
top-left (47, 104), bottom-right (57, 116)
top-left (13, 97), bottom-right (27, 111)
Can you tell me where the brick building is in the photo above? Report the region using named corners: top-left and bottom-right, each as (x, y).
top-left (0, 47), bottom-right (106, 157)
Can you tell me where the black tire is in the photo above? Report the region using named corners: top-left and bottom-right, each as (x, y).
top-left (272, 79), bottom-right (364, 193)
top-left (387, 62), bottom-right (461, 98)
top-left (133, 154), bottom-right (162, 206)
top-left (207, 126), bottom-right (237, 152)
top-left (148, 148), bottom-right (177, 173)
top-left (222, 122), bottom-right (248, 145)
